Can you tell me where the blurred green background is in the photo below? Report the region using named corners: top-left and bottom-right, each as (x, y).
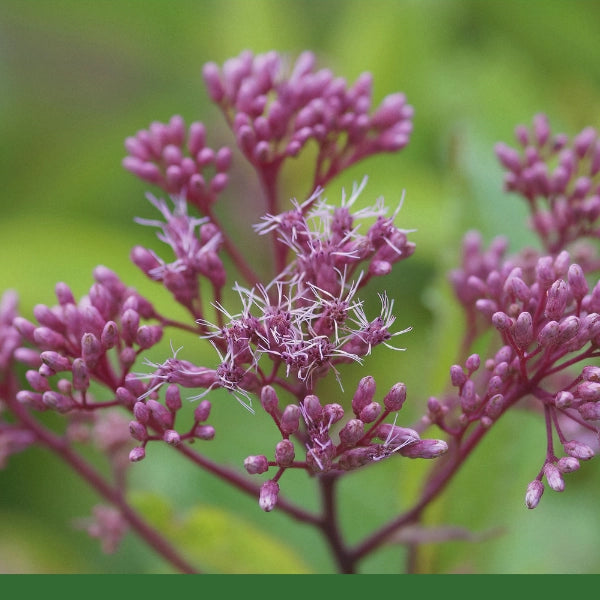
top-left (1, 0), bottom-right (600, 573)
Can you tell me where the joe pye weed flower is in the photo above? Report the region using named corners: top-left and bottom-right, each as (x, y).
top-left (1, 49), bottom-right (599, 574)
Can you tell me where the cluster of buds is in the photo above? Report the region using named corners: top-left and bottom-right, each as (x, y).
top-left (495, 113), bottom-right (600, 253)
top-left (122, 115), bottom-right (232, 212)
top-left (255, 179), bottom-right (416, 298)
top-left (130, 195), bottom-right (226, 315)
top-left (202, 50), bottom-right (413, 185)
top-left (245, 377), bottom-right (448, 512)
top-left (444, 231), bottom-right (600, 506)
top-left (13, 267), bottom-right (164, 415)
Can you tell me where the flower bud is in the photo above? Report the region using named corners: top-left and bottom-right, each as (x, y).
top-left (537, 320), bottom-right (560, 346)
top-left (563, 440), bottom-right (595, 460)
top-left (280, 404), bottom-right (301, 435)
top-left (383, 383), bottom-right (407, 412)
top-left (525, 479), bottom-right (544, 509)
top-left (360, 402), bottom-right (382, 423)
top-left (165, 384), bottom-right (182, 412)
top-left (275, 439), bottom-right (295, 467)
top-left (260, 385), bottom-right (279, 415)
top-left (259, 480), bottom-right (280, 512)
top-left (557, 456), bottom-right (580, 473)
top-left (129, 420), bottom-right (148, 442)
top-left (513, 311), bottom-right (533, 348)
top-left (193, 400), bottom-right (212, 422)
top-left (71, 358), bottom-right (90, 391)
top-left (578, 402), bottom-right (600, 421)
top-left (194, 425), bottom-right (215, 440)
top-left (163, 430), bottom-right (181, 446)
top-left (352, 376), bottom-right (376, 417)
top-left (244, 454), bottom-right (269, 474)
top-left (399, 438), bottom-right (448, 459)
top-left (42, 391), bottom-right (77, 413)
top-left (544, 463), bottom-right (565, 492)
top-left (554, 391), bottom-right (574, 409)
top-left (322, 403), bottom-right (344, 425)
top-left (40, 351), bottom-right (71, 373)
top-left (81, 332), bottom-right (103, 368)
top-left (339, 419), bottom-right (365, 446)
top-left (129, 446), bottom-right (146, 462)
top-left (492, 311), bottom-right (513, 332)
top-left (302, 394), bottom-right (323, 422)
top-left (568, 264), bottom-right (589, 301)
top-left (133, 401), bottom-right (151, 424)
top-left (450, 365), bottom-right (467, 387)
top-left (545, 279), bottom-right (568, 321)
top-left (147, 399), bottom-right (173, 429)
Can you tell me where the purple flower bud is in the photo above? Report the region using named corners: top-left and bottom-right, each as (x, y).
top-left (13, 317), bottom-right (37, 343)
top-left (322, 403), bottom-right (345, 425)
top-left (360, 402), bottom-right (382, 423)
top-left (129, 420), bottom-right (148, 442)
top-left (465, 354), bottom-right (481, 373)
top-left (71, 358), bottom-right (90, 391)
top-left (121, 309), bottom-right (140, 346)
top-left (81, 332), bottom-right (103, 368)
top-left (555, 390), bottom-right (574, 409)
top-left (280, 404), bottom-right (301, 435)
top-left (399, 438), bottom-right (448, 459)
top-left (42, 391), bottom-right (77, 413)
top-left (14, 347), bottom-right (42, 368)
top-left (558, 316), bottom-right (580, 343)
top-left (25, 370), bottom-right (50, 392)
top-left (302, 394), bottom-right (323, 422)
top-left (193, 400), bottom-right (211, 422)
top-left (537, 320), bottom-right (560, 346)
top-left (260, 385), bottom-right (279, 415)
top-left (545, 279), bottom-right (568, 321)
top-left (275, 439), bottom-right (295, 467)
top-left (339, 419), bottom-right (365, 446)
top-left (163, 430), bottom-right (181, 446)
top-left (136, 325), bottom-right (163, 349)
top-left (483, 393), bottom-right (504, 421)
top-left (33, 304), bottom-right (65, 332)
top-left (55, 282), bottom-right (76, 306)
top-left (337, 446), bottom-right (375, 470)
top-left (544, 463), bottom-right (565, 492)
top-left (40, 351), bottom-right (71, 373)
top-left (244, 454), bottom-right (269, 475)
top-left (536, 256), bottom-right (556, 290)
top-left (120, 347), bottom-right (137, 371)
top-left (133, 401), bottom-right (151, 424)
top-left (129, 446), bottom-right (146, 462)
top-left (101, 321), bottom-right (119, 350)
top-left (194, 425), bottom-right (215, 440)
top-left (492, 311), bottom-right (513, 332)
top-left (147, 399), bottom-right (173, 429)
top-left (383, 382), bottom-right (407, 412)
top-left (377, 423), bottom-right (420, 445)
top-left (578, 402), bottom-right (600, 421)
top-left (259, 480), bottom-right (280, 512)
top-left (352, 376), bottom-right (376, 416)
top-left (165, 384), bottom-right (182, 412)
top-left (450, 365), bottom-right (467, 387)
top-left (513, 311), bottom-right (533, 349)
top-left (568, 264), bottom-right (589, 301)
top-left (564, 440), bottom-right (595, 460)
top-left (16, 390), bottom-right (46, 411)
top-left (34, 327), bottom-right (67, 351)
top-left (557, 457), bottom-right (580, 473)
top-left (576, 380), bottom-right (600, 402)
top-left (525, 480), bottom-right (544, 509)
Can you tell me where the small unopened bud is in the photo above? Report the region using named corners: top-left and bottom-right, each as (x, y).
top-left (563, 440), bottom-right (595, 460)
top-left (339, 419), bottom-right (365, 446)
top-left (492, 311), bottom-right (513, 332)
top-left (450, 365), bottom-right (467, 387)
top-left (193, 400), bottom-right (211, 422)
top-left (42, 391), bottom-right (76, 413)
top-left (280, 404), bottom-right (301, 435)
top-left (557, 456), bottom-right (580, 473)
top-left (275, 440), bottom-right (295, 467)
top-left (81, 332), bottom-right (103, 368)
top-left (383, 382), bottom-right (407, 412)
top-left (399, 438), bottom-right (448, 459)
top-left (554, 390), bottom-right (574, 409)
top-left (129, 420), bottom-right (148, 442)
top-left (194, 425), bottom-right (215, 440)
top-left (538, 320), bottom-right (560, 346)
top-left (165, 384), bottom-right (182, 412)
top-left (352, 376), bottom-right (376, 416)
top-left (244, 454), bottom-right (269, 474)
top-left (568, 264), bottom-right (589, 301)
top-left (40, 351), bottom-right (71, 373)
top-left (322, 403), bottom-right (344, 425)
top-left (576, 381), bottom-right (600, 402)
top-left (525, 479), bottom-right (544, 509)
top-left (71, 358), bottom-right (90, 391)
top-left (133, 401), bottom-right (151, 424)
top-left (360, 402), bottom-right (382, 423)
top-left (465, 354), bottom-right (481, 372)
top-left (544, 462), bottom-right (565, 492)
top-left (163, 430), bottom-right (181, 446)
top-left (513, 311), bottom-right (533, 348)
top-left (545, 280), bottom-right (568, 321)
top-left (136, 325), bottom-right (163, 349)
top-left (16, 390), bottom-right (46, 411)
top-left (129, 446), bottom-right (146, 462)
top-left (578, 402), bottom-right (600, 421)
top-left (558, 316), bottom-right (580, 343)
top-left (302, 394), bottom-right (322, 422)
top-left (260, 385), bottom-right (279, 415)
top-left (147, 399), bottom-right (173, 429)
top-left (259, 480), bottom-right (280, 512)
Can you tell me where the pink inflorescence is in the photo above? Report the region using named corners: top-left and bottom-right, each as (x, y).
top-left (495, 114), bottom-right (600, 253)
top-left (123, 115), bottom-right (232, 211)
top-left (202, 50), bottom-right (414, 185)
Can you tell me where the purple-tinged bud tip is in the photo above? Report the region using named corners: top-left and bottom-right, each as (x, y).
top-left (259, 480), bottom-right (280, 512)
top-left (525, 479), bottom-right (544, 509)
